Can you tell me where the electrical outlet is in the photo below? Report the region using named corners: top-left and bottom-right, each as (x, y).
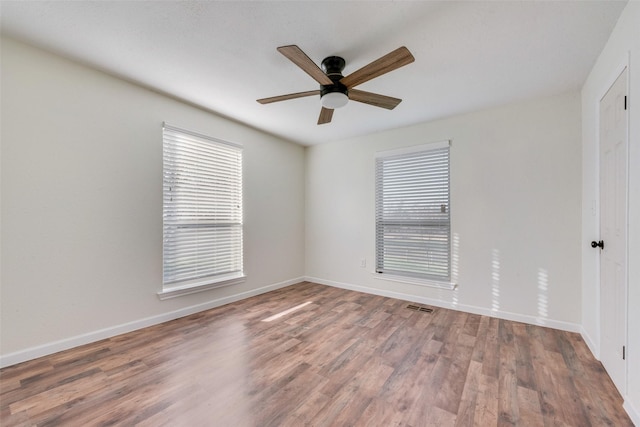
top-left (360, 258), bottom-right (367, 268)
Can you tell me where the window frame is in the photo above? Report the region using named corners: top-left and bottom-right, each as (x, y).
top-left (159, 123), bottom-right (245, 300)
top-left (374, 140), bottom-right (455, 290)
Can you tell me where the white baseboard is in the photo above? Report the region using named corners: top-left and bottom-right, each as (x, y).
top-left (0, 277), bottom-right (304, 368)
top-left (580, 325), bottom-right (600, 360)
top-left (624, 400), bottom-right (640, 426)
top-left (305, 276), bottom-right (582, 334)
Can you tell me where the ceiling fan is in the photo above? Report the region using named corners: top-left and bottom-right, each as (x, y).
top-left (257, 45), bottom-right (415, 125)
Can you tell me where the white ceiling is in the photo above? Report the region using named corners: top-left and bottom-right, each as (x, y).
top-left (0, 1), bottom-right (627, 146)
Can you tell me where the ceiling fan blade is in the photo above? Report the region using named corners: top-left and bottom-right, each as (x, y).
top-left (340, 46), bottom-right (415, 89)
top-left (277, 45), bottom-right (333, 85)
top-left (348, 89), bottom-right (402, 110)
top-left (257, 90), bottom-right (320, 104)
top-left (318, 107), bottom-right (334, 125)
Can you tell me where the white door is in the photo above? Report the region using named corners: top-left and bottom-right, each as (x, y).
top-left (599, 67), bottom-right (628, 393)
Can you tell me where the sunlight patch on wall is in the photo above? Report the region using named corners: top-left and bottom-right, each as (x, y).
top-left (451, 233), bottom-right (460, 307)
top-left (536, 268), bottom-right (549, 325)
top-left (491, 249), bottom-right (501, 312)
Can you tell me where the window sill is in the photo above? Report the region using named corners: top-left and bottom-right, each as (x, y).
top-left (158, 273), bottom-right (246, 300)
top-left (372, 272), bottom-right (456, 290)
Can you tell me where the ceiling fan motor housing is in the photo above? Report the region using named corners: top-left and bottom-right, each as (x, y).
top-left (320, 56), bottom-right (348, 98)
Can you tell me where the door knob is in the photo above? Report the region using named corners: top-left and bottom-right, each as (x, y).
top-left (591, 240), bottom-right (604, 249)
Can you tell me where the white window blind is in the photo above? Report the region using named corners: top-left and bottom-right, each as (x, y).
top-left (163, 123), bottom-right (243, 289)
top-left (375, 141), bottom-right (450, 282)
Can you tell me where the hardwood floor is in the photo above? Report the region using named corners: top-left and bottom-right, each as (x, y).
top-left (0, 282), bottom-right (633, 426)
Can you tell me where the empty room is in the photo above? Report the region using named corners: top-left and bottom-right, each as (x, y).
top-left (1, 1), bottom-right (639, 426)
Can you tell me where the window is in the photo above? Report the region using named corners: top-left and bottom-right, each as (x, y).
top-left (375, 141), bottom-right (451, 287)
top-left (160, 123), bottom-right (244, 299)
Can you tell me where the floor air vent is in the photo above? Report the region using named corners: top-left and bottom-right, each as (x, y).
top-left (406, 304), bottom-right (434, 313)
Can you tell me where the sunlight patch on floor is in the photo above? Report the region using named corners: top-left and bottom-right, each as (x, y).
top-left (261, 301), bottom-right (313, 322)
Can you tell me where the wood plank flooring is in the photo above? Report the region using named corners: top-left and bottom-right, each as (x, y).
top-left (0, 282), bottom-right (633, 426)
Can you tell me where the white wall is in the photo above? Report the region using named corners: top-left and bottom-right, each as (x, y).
top-left (306, 91), bottom-right (582, 330)
top-left (581, 2), bottom-right (640, 424)
top-left (0, 38), bottom-right (306, 366)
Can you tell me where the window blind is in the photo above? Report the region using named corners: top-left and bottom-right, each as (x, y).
top-left (375, 142), bottom-right (450, 282)
top-left (163, 123), bottom-right (243, 287)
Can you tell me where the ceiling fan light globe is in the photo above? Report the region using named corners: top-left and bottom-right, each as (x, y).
top-left (321, 92), bottom-right (349, 109)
